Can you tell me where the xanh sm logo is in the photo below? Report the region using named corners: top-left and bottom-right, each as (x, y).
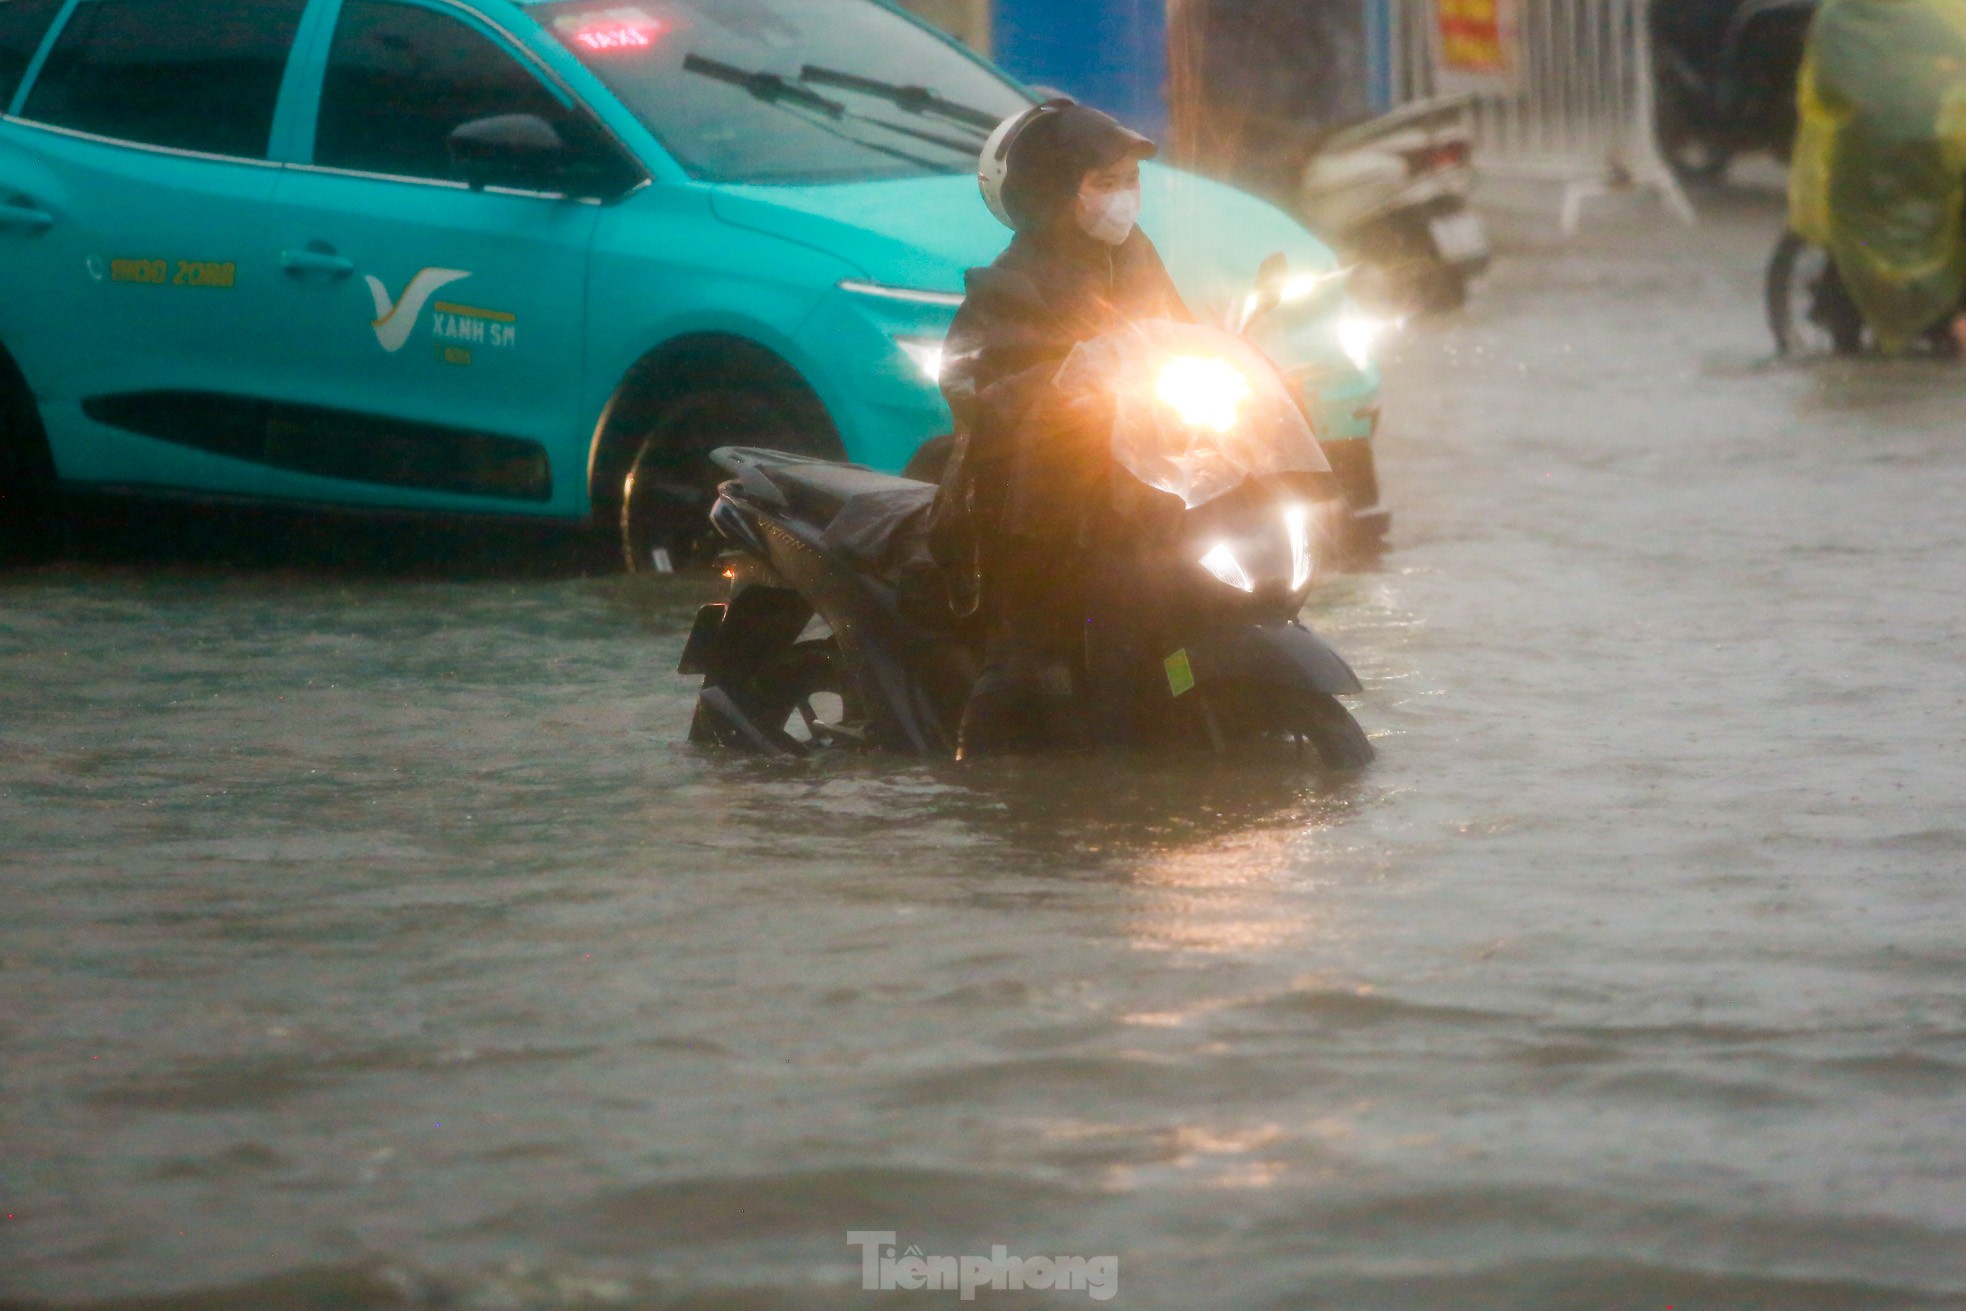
top-left (365, 267), bottom-right (471, 352)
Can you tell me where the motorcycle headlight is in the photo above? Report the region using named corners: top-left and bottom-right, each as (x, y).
top-left (1285, 503), bottom-right (1315, 592)
top-left (1156, 356), bottom-right (1252, 433)
top-left (1196, 504), bottom-right (1319, 595)
top-left (1199, 541), bottom-right (1256, 592)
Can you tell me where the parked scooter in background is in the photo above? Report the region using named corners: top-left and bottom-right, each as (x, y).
top-left (1652, 0), bottom-right (1817, 181)
top-left (1295, 96), bottom-right (1490, 315)
top-left (1208, 97), bottom-right (1488, 317)
top-left (1169, 0), bottom-right (1481, 313)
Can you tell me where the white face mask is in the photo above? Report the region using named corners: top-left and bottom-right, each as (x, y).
top-left (1077, 186), bottom-right (1142, 245)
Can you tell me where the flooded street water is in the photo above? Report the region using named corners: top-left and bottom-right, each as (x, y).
top-left (6, 183), bottom-right (1966, 1309)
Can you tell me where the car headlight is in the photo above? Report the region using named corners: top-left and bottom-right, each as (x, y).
top-left (839, 279), bottom-right (965, 308)
top-left (896, 336), bottom-right (945, 384)
top-left (1337, 312), bottom-right (1396, 372)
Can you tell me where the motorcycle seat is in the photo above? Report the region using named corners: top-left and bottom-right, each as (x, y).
top-left (758, 456), bottom-right (940, 579)
top-left (711, 446), bottom-right (938, 576)
top-left (759, 459), bottom-right (935, 527)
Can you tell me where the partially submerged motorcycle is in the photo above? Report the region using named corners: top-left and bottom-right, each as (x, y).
top-left (1296, 96), bottom-right (1490, 315)
top-left (1765, 230), bottom-right (1966, 358)
top-left (1764, 230), bottom-right (1865, 356)
top-left (1767, 0), bottom-right (1966, 358)
top-left (678, 319), bottom-right (1373, 767)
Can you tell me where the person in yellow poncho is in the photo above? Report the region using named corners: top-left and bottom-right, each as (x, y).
top-left (1790, 0), bottom-right (1966, 352)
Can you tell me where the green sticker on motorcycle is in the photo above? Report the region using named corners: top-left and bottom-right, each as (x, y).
top-left (1164, 649), bottom-right (1195, 698)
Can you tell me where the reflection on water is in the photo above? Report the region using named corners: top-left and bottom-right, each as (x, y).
top-left (1126, 801), bottom-right (1336, 955)
top-left (7, 189), bottom-right (1966, 1310)
top-left (934, 758), bottom-right (1363, 954)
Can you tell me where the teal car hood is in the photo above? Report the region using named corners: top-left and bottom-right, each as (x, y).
top-left (709, 164), bottom-right (1340, 322)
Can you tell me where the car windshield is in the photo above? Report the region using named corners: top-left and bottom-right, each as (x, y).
top-left (534, 0), bottom-right (1034, 184)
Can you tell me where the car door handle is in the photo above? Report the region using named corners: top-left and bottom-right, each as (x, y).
top-left (0, 198), bottom-right (53, 233)
top-left (279, 246), bottom-right (355, 277)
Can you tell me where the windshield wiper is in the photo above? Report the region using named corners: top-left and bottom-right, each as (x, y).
top-left (798, 64), bottom-right (1001, 133)
top-left (685, 53), bottom-right (846, 118)
top-left (684, 52), bottom-right (960, 174)
top-left (850, 116), bottom-right (987, 155)
top-left (686, 52), bottom-right (973, 169)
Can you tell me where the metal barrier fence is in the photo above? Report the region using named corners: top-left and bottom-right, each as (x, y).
top-left (1381, 0), bottom-right (1695, 232)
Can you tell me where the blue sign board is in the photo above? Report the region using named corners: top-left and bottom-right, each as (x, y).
top-left (988, 0), bottom-right (1170, 139)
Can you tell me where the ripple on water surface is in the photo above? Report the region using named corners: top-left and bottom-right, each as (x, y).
top-left (6, 191), bottom-right (1966, 1309)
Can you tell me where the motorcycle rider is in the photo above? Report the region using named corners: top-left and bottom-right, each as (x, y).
top-left (927, 99), bottom-right (1193, 758)
top-left (1789, 0), bottom-right (1966, 352)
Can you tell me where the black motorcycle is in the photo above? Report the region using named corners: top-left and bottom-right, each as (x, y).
top-left (1653, 0), bottom-right (1816, 181)
top-left (677, 319), bottom-right (1374, 767)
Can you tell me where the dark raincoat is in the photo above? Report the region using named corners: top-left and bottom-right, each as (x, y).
top-left (927, 223), bottom-right (1193, 631)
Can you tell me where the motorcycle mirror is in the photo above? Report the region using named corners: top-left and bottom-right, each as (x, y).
top-left (1255, 252), bottom-right (1290, 295)
top-left (1235, 251), bottom-right (1292, 335)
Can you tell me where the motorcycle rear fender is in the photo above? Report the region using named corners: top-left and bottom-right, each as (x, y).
top-left (751, 513), bottom-right (955, 757)
top-left (702, 492), bottom-right (956, 756)
top-left (1187, 620), bottom-right (1364, 697)
top-left (677, 602), bottom-right (725, 677)
top-left (677, 579), bottom-right (812, 680)
top-left (678, 547), bottom-right (798, 677)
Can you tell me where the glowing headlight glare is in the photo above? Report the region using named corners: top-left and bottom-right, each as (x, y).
top-left (1279, 270), bottom-right (1341, 304)
top-left (896, 336), bottom-right (945, 383)
top-left (1235, 290), bottom-right (1264, 329)
top-left (1337, 313), bottom-right (1389, 372)
top-left (1156, 356), bottom-right (1251, 433)
top-left (1199, 542), bottom-right (1256, 593)
top-left (1284, 503), bottom-right (1315, 591)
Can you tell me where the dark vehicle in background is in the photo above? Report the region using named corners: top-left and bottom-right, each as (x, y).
top-left (1652, 0), bottom-right (1818, 181)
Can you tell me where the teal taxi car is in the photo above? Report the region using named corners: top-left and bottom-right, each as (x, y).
top-left (0, 0), bottom-right (1384, 567)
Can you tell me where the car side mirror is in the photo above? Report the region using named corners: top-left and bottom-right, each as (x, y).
top-left (448, 113), bottom-right (571, 193)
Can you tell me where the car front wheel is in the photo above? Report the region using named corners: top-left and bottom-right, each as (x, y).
top-left (615, 353), bottom-right (842, 573)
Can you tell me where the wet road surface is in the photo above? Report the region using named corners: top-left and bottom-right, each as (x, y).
top-left (4, 181), bottom-right (1966, 1309)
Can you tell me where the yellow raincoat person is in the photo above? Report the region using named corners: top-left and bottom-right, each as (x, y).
top-left (1789, 0), bottom-right (1966, 351)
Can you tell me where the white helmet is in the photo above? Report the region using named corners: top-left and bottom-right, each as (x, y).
top-left (978, 98), bottom-right (1074, 230)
